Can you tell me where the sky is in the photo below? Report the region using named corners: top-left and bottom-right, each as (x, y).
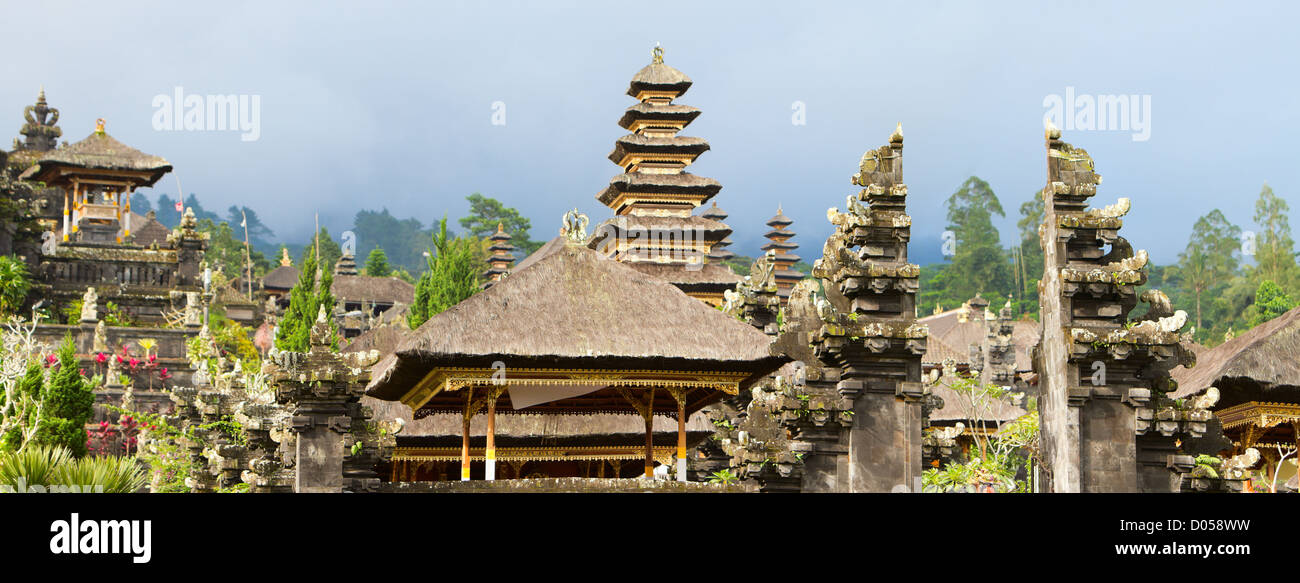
top-left (3, 0), bottom-right (1296, 265)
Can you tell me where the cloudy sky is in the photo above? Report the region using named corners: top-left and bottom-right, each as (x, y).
top-left (3, 0), bottom-right (1295, 265)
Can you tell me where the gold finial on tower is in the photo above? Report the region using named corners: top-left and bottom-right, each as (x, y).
top-left (94, 118), bottom-right (106, 135)
top-left (890, 122), bottom-right (903, 144)
top-left (652, 43), bottom-right (664, 64)
top-left (280, 247), bottom-right (292, 266)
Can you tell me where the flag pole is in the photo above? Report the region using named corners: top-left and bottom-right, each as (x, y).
top-left (242, 208), bottom-right (253, 301)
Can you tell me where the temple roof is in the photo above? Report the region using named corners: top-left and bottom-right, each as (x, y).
top-left (766, 207), bottom-right (793, 227)
top-left (22, 124), bottom-right (172, 186)
top-left (333, 274), bottom-right (415, 305)
top-left (618, 103), bottom-right (701, 129)
top-left (620, 261), bottom-right (741, 288)
top-left (699, 202), bottom-right (728, 221)
top-left (367, 242), bottom-right (780, 401)
top-left (1170, 305), bottom-right (1300, 407)
top-left (627, 62), bottom-right (693, 97)
top-left (597, 172), bottom-right (721, 206)
top-left (129, 211), bottom-right (170, 248)
top-left (915, 305), bottom-right (1040, 369)
top-left (262, 264), bottom-right (301, 290)
top-left (608, 134), bottom-right (709, 164)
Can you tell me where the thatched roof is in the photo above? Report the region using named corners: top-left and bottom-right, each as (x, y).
top-left (22, 130), bottom-right (171, 186)
top-left (129, 212), bottom-right (170, 248)
top-left (512, 235), bottom-right (565, 273)
top-left (627, 63), bottom-right (692, 97)
top-left (618, 103), bottom-right (702, 129)
top-left (262, 264), bottom-right (300, 290)
top-left (1170, 306), bottom-right (1300, 408)
top-left (343, 323), bottom-right (409, 354)
top-left (917, 305), bottom-right (1040, 370)
top-left (620, 261), bottom-right (740, 288)
top-left (608, 134), bottom-right (709, 164)
top-left (928, 384), bottom-right (1028, 424)
top-left (367, 241), bottom-right (785, 401)
top-left (333, 274), bottom-right (415, 305)
top-left (597, 172), bottom-right (721, 206)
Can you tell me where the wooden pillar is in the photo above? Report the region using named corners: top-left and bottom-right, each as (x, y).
top-left (485, 388), bottom-right (502, 481)
top-left (461, 388), bottom-right (474, 481)
top-left (62, 189), bottom-right (70, 242)
top-left (667, 388), bottom-right (688, 481)
top-left (123, 188), bottom-right (132, 239)
top-left (644, 413), bottom-right (654, 478)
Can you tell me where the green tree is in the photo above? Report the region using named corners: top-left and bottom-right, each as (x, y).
top-left (943, 176), bottom-right (1013, 302)
top-left (408, 217), bottom-right (484, 328)
top-left (300, 227), bottom-right (343, 274)
top-left (1175, 210), bottom-right (1242, 334)
top-left (35, 336), bottom-right (94, 458)
top-left (352, 208), bottom-right (435, 274)
top-left (0, 361), bottom-right (45, 452)
top-left (1014, 190), bottom-right (1045, 317)
top-left (197, 219), bottom-right (273, 281)
top-left (459, 193), bottom-right (542, 256)
top-left (275, 246), bottom-right (338, 351)
top-left (1251, 184), bottom-right (1299, 290)
top-left (364, 248), bottom-right (392, 277)
top-left (225, 205), bottom-right (277, 256)
top-left (0, 256), bottom-right (31, 316)
top-left (1244, 280), bottom-right (1295, 327)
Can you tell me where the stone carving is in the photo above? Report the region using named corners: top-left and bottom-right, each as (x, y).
top-left (80, 287), bottom-right (98, 323)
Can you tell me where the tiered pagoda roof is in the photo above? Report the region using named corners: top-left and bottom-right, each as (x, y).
top-left (588, 46), bottom-right (739, 306)
top-left (700, 202), bottom-right (735, 262)
top-left (761, 205), bottom-right (802, 301)
top-left (483, 222), bottom-right (515, 287)
top-left (334, 252), bottom-right (359, 276)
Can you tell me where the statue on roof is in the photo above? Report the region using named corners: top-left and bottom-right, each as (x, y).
top-left (17, 88), bottom-right (61, 152)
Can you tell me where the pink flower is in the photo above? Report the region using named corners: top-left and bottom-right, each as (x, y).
top-left (95, 352), bottom-right (108, 364)
top-left (128, 358), bottom-right (139, 368)
top-left (44, 354), bottom-right (57, 367)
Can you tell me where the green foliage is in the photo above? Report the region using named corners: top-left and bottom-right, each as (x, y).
top-left (707, 469), bottom-right (739, 485)
top-left (33, 336), bottom-right (94, 457)
top-left (1251, 183), bottom-right (1299, 290)
top-left (197, 218), bottom-right (273, 281)
top-left (459, 193), bottom-right (542, 256)
top-left (1245, 280), bottom-right (1295, 327)
top-left (0, 361), bottom-right (45, 452)
top-left (300, 226), bottom-right (343, 273)
top-left (351, 208), bottom-right (437, 274)
top-left (53, 453), bottom-right (149, 493)
top-left (0, 256), bottom-right (30, 316)
top-left (1174, 209), bottom-right (1242, 335)
top-left (364, 247), bottom-right (392, 277)
top-left (0, 444), bottom-right (68, 488)
top-left (408, 217), bottom-right (485, 328)
top-left (943, 176), bottom-right (1014, 302)
top-left (275, 245), bottom-right (338, 352)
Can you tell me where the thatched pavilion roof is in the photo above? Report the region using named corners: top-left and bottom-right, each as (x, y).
top-left (262, 264), bottom-right (300, 291)
top-left (1171, 306), bottom-right (1300, 408)
top-left (22, 129), bottom-right (172, 186)
top-left (366, 241), bottom-right (786, 404)
top-left (627, 62), bottom-right (692, 97)
top-left (333, 274), bottom-right (414, 305)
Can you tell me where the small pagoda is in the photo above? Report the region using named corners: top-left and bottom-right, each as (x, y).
top-left (700, 202), bottom-right (734, 263)
top-left (761, 206), bottom-right (802, 302)
top-left (483, 222), bottom-right (515, 288)
top-left (587, 46), bottom-right (740, 307)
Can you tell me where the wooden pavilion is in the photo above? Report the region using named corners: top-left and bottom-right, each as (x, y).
top-left (1171, 305), bottom-right (1300, 489)
top-left (365, 213), bottom-right (787, 482)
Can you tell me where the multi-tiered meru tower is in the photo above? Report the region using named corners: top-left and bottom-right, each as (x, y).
top-left (483, 223), bottom-right (515, 288)
top-left (588, 46), bottom-right (739, 306)
top-left (762, 206), bottom-right (802, 303)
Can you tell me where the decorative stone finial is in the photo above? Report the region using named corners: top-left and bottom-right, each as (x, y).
top-left (561, 208), bottom-right (589, 244)
top-left (280, 247), bottom-right (292, 267)
top-left (652, 43), bottom-right (664, 64)
top-left (95, 118), bottom-right (106, 135)
top-left (890, 122), bottom-right (903, 144)
top-left (1045, 117), bottom-right (1061, 140)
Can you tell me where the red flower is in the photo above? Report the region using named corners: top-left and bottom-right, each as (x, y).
top-left (128, 357), bottom-right (139, 368)
top-left (95, 352), bottom-right (108, 364)
top-left (44, 354), bottom-right (57, 367)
